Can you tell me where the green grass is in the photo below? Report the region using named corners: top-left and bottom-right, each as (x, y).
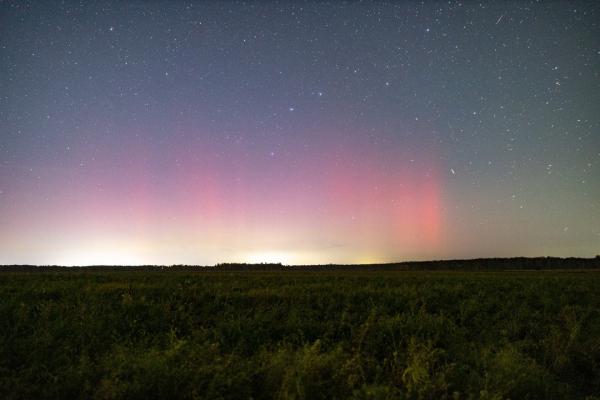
top-left (1, 271), bottom-right (599, 399)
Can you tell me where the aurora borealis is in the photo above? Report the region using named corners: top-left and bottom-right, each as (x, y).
top-left (1, 1), bottom-right (599, 265)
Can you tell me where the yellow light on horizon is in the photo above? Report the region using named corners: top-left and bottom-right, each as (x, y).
top-left (53, 247), bottom-right (145, 266)
top-left (242, 250), bottom-right (296, 265)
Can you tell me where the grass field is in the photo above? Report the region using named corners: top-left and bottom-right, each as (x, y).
top-left (1, 270), bottom-right (599, 399)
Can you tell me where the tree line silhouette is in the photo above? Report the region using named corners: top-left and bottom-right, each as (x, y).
top-left (1, 256), bottom-right (599, 272)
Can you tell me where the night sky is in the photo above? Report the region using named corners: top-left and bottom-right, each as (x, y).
top-left (1, 1), bottom-right (599, 266)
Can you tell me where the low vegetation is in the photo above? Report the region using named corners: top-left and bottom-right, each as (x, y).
top-left (1, 269), bottom-right (599, 399)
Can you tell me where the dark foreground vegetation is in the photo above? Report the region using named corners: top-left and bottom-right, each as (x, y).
top-left (1, 266), bottom-right (600, 399)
